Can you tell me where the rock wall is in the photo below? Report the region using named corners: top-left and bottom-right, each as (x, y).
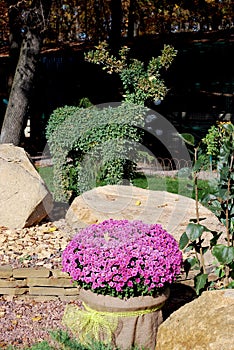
top-left (0, 266), bottom-right (79, 301)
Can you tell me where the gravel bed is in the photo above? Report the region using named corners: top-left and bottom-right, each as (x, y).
top-left (0, 218), bottom-right (78, 269)
top-left (0, 216), bottom-right (82, 349)
top-left (0, 297), bottom-right (82, 349)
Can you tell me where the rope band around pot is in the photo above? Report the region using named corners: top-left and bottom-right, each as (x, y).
top-left (62, 301), bottom-right (165, 345)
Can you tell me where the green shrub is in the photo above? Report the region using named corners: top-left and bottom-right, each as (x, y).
top-left (46, 103), bottom-right (147, 202)
top-left (45, 105), bottom-right (79, 141)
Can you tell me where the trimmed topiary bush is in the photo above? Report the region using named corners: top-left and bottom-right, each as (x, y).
top-left (46, 103), bottom-right (147, 202)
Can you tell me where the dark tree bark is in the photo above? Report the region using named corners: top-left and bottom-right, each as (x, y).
top-left (127, 0), bottom-right (135, 40)
top-left (7, 0), bottom-right (22, 93)
top-left (0, 0), bottom-right (52, 145)
top-left (109, 0), bottom-right (122, 52)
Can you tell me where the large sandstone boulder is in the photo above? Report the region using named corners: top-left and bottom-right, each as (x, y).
top-left (66, 185), bottom-right (225, 266)
top-left (156, 290), bottom-right (234, 350)
top-left (66, 185), bottom-right (224, 240)
top-left (0, 144), bottom-right (53, 229)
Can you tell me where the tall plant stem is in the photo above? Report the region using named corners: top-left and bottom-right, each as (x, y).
top-left (226, 153), bottom-right (233, 247)
top-left (226, 178), bottom-right (230, 247)
top-left (194, 147), bottom-right (206, 274)
top-left (194, 147), bottom-right (200, 224)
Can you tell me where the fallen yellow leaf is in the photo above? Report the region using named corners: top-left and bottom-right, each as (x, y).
top-left (32, 315), bottom-right (42, 322)
top-left (135, 200), bottom-right (141, 206)
top-left (48, 226), bottom-right (57, 232)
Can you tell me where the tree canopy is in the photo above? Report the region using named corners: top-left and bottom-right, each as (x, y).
top-left (0, 0), bottom-right (233, 50)
top-left (0, 0), bottom-right (233, 145)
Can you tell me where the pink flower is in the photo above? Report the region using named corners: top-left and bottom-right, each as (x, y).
top-left (62, 219), bottom-right (183, 298)
top-left (127, 281), bottom-right (133, 287)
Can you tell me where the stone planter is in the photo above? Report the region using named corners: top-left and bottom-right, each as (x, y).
top-left (63, 287), bottom-right (170, 350)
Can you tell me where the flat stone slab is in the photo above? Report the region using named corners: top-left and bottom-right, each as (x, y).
top-left (66, 185), bottom-right (225, 267)
top-left (13, 268), bottom-right (50, 278)
top-left (66, 185), bottom-right (224, 242)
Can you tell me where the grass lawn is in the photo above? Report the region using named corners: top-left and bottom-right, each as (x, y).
top-left (132, 173), bottom-right (215, 201)
top-left (37, 166), bottom-right (54, 193)
top-left (37, 166), bottom-right (215, 202)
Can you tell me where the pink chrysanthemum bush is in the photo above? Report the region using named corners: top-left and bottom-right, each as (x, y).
top-left (62, 219), bottom-right (183, 299)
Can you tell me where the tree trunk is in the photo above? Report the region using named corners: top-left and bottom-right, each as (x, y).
top-left (0, 0), bottom-right (52, 146)
top-left (7, 0), bottom-right (22, 93)
top-left (109, 0), bottom-right (122, 52)
top-left (0, 29), bottom-right (41, 145)
top-left (128, 0), bottom-right (135, 40)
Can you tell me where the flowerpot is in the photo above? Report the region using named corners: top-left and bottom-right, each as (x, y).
top-left (63, 287), bottom-right (170, 350)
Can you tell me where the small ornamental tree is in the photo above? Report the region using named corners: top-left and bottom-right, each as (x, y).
top-left (85, 41), bottom-right (177, 105)
top-left (47, 43), bottom-right (176, 202)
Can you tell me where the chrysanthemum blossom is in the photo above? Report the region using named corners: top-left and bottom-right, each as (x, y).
top-left (62, 219), bottom-right (183, 299)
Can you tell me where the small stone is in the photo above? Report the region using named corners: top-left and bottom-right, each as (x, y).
top-left (52, 270), bottom-right (70, 279)
top-left (27, 277), bottom-right (73, 288)
top-left (0, 287), bottom-right (28, 295)
top-left (13, 268), bottom-right (50, 278)
top-left (0, 266), bottom-right (13, 278)
top-left (0, 236), bottom-right (7, 243)
top-left (29, 287), bottom-right (68, 296)
top-left (43, 263), bottom-right (53, 269)
top-left (0, 279), bottom-right (27, 287)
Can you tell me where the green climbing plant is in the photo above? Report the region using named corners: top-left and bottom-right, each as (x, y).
top-left (46, 103), bottom-right (147, 202)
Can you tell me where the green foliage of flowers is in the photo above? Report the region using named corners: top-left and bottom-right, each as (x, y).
top-left (46, 103), bottom-right (147, 202)
top-left (9, 330), bottom-right (147, 349)
top-left (85, 41), bottom-right (177, 105)
top-left (180, 122), bottom-right (234, 294)
top-left (62, 219), bottom-right (182, 299)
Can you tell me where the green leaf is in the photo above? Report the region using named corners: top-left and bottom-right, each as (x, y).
top-left (194, 273), bottom-right (208, 295)
top-left (210, 231), bottom-right (223, 247)
top-left (179, 232), bottom-right (189, 249)
top-left (212, 245), bottom-right (234, 265)
top-left (193, 158), bottom-right (203, 172)
top-left (227, 281), bottom-right (234, 289)
top-left (186, 223), bottom-right (206, 241)
top-left (183, 257), bottom-right (198, 277)
top-left (188, 257), bottom-right (199, 268)
top-left (201, 246), bottom-right (209, 255)
top-left (180, 133), bottom-right (195, 146)
top-left (184, 245), bottom-right (195, 253)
